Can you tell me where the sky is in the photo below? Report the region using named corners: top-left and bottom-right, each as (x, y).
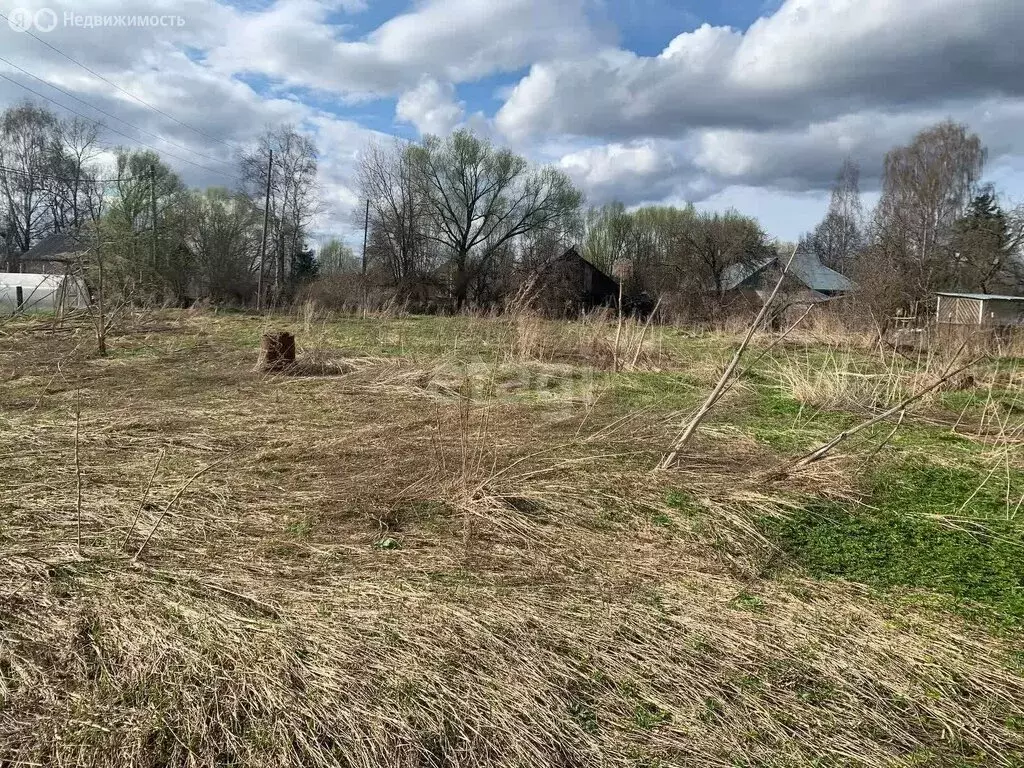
top-left (1, 0), bottom-right (1023, 245)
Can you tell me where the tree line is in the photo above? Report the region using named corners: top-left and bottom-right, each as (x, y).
top-left (0, 101), bottom-right (318, 306)
top-left (317, 133), bottom-right (776, 316)
top-left (335, 120), bottom-right (1024, 321)
top-left (3, 97), bottom-right (1022, 322)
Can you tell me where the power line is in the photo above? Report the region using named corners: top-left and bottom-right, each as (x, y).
top-left (0, 163), bottom-right (142, 184)
top-left (0, 54), bottom-right (237, 170)
top-left (0, 72), bottom-right (243, 182)
top-left (0, 9), bottom-right (235, 150)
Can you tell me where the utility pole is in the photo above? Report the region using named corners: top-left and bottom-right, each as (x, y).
top-left (361, 198), bottom-right (369, 313)
top-left (149, 164), bottom-right (158, 275)
top-left (257, 150), bottom-right (273, 312)
top-left (362, 199), bottom-right (369, 276)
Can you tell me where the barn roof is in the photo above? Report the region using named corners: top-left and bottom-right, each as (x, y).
top-left (723, 248), bottom-right (855, 293)
top-left (547, 247), bottom-right (616, 277)
top-left (936, 292), bottom-right (1024, 302)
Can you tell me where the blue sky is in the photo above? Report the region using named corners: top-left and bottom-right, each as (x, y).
top-left (2, 0), bottom-right (1023, 242)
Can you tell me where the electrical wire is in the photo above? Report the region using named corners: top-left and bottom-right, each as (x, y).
top-left (0, 163), bottom-right (142, 184)
top-left (0, 54), bottom-right (237, 170)
top-left (0, 9), bottom-right (235, 150)
top-left (0, 72), bottom-right (243, 182)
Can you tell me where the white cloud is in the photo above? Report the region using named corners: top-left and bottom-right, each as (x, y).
top-left (395, 78), bottom-right (464, 137)
top-left (4, 0), bottom-right (1024, 242)
top-left (204, 0), bottom-right (600, 98)
top-left (691, 98), bottom-right (1024, 190)
top-left (308, 114), bottom-right (389, 234)
top-left (0, 0), bottom-right (383, 235)
top-left (496, 0), bottom-right (1024, 140)
top-left (546, 97), bottom-right (1024, 239)
top-left (558, 140), bottom-right (702, 203)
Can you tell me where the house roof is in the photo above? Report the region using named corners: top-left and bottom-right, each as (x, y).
top-left (722, 259), bottom-right (770, 292)
top-left (936, 292), bottom-right (1024, 302)
top-left (723, 248), bottom-right (855, 293)
top-left (22, 231), bottom-right (89, 262)
top-left (543, 247), bottom-right (619, 285)
top-left (789, 250), bottom-right (855, 292)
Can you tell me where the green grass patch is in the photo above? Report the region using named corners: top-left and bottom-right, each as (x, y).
top-left (768, 458), bottom-right (1024, 626)
top-left (737, 387), bottom-right (852, 451)
top-left (608, 371), bottom-right (702, 411)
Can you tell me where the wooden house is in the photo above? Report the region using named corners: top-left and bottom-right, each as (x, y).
top-left (10, 232), bottom-right (89, 274)
top-left (530, 247), bottom-right (620, 314)
top-left (722, 247), bottom-right (855, 306)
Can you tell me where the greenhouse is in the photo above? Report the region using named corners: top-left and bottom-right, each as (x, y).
top-left (0, 272), bottom-right (87, 313)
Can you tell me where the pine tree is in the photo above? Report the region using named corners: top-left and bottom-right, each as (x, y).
top-left (290, 246), bottom-right (319, 284)
top-left (953, 185), bottom-right (1013, 292)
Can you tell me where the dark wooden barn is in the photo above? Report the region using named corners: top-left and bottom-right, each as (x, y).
top-left (529, 247), bottom-right (619, 315)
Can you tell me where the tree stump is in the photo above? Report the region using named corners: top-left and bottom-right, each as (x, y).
top-left (259, 331), bottom-right (296, 372)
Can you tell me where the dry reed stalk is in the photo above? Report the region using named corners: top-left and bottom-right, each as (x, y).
top-left (657, 245), bottom-right (798, 470)
top-left (612, 280), bottom-right (624, 372)
top-left (120, 448), bottom-right (167, 550)
top-left (710, 300), bottom-right (818, 404)
top-left (132, 451), bottom-right (237, 562)
top-left (74, 383), bottom-right (83, 555)
top-left (859, 409), bottom-right (906, 467)
top-left (779, 353), bottom-right (982, 474)
top-left (628, 296), bottom-right (663, 371)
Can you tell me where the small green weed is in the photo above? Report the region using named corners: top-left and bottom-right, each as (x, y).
top-left (632, 701), bottom-right (671, 730)
top-left (730, 591), bottom-right (767, 613)
top-left (568, 698), bottom-right (599, 734)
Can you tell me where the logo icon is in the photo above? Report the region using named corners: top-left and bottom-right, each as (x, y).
top-left (34, 8), bottom-right (57, 32)
top-left (7, 7), bottom-right (33, 32)
top-left (7, 7), bottom-right (58, 33)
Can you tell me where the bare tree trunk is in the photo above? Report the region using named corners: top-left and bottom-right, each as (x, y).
top-left (656, 245), bottom-right (798, 470)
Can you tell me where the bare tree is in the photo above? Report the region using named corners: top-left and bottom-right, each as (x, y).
top-left (317, 238), bottom-right (359, 276)
top-left (241, 125), bottom-right (319, 303)
top-left (358, 139), bottom-right (434, 298)
top-left (0, 102), bottom-right (56, 266)
top-left (810, 158), bottom-right (864, 274)
top-left (677, 210), bottom-right (771, 302)
top-left (50, 116), bottom-right (103, 231)
top-left (581, 203), bottom-right (634, 276)
top-left (873, 121), bottom-right (986, 306)
top-left (186, 187), bottom-right (261, 303)
top-left (408, 130), bottom-right (582, 309)
top-left (102, 149), bottom-right (186, 300)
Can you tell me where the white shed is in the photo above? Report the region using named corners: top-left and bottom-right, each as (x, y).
top-left (936, 292), bottom-right (1024, 327)
top-left (0, 272), bottom-right (88, 313)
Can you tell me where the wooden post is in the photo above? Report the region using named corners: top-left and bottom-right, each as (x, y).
top-left (259, 331), bottom-right (296, 372)
top-left (15, 285), bottom-right (24, 312)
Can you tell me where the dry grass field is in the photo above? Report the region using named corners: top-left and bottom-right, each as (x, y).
top-left (2, 307), bottom-right (1023, 767)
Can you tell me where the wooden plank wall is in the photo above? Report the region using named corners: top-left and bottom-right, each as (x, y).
top-left (936, 296), bottom-right (982, 325)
